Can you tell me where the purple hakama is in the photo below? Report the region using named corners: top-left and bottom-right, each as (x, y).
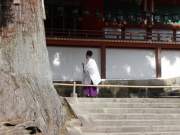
top-left (83, 86), bottom-right (97, 97)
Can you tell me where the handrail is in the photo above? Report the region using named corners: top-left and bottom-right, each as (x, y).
top-left (54, 83), bottom-right (180, 88)
top-left (46, 28), bottom-right (175, 35)
top-left (54, 82), bottom-right (180, 98)
top-left (46, 28), bottom-right (179, 42)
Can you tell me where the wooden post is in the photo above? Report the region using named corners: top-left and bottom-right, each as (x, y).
top-left (144, 0), bottom-right (147, 12)
top-left (121, 25), bottom-right (125, 40)
top-left (72, 81), bottom-right (78, 103)
top-left (73, 81), bottom-right (76, 97)
top-left (146, 26), bottom-right (152, 40)
top-left (151, 0), bottom-right (154, 13)
top-left (145, 88), bottom-right (149, 98)
top-left (151, 0), bottom-right (154, 24)
top-left (157, 33), bottom-right (161, 41)
top-left (101, 46), bottom-right (106, 79)
top-left (155, 47), bottom-right (162, 78)
top-left (173, 29), bottom-right (176, 42)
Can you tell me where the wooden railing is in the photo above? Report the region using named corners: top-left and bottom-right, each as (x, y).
top-left (46, 28), bottom-right (180, 42)
top-left (54, 82), bottom-right (180, 98)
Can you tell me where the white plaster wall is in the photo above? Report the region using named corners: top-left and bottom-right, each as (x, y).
top-left (47, 47), bottom-right (101, 81)
top-left (176, 31), bottom-right (180, 42)
top-left (152, 29), bottom-right (173, 42)
top-left (125, 29), bottom-right (146, 40)
top-left (161, 51), bottom-right (180, 78)
top-left (104, 28), bottom-right (121, 39)
top-left (106, 49), bottom-right (156, 80)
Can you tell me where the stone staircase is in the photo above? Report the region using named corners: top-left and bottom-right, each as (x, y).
top-left (66, 98), bottom-right (180, 135)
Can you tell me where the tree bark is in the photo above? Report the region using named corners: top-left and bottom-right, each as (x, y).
top-left (0, 0), bottom-right (63, 135)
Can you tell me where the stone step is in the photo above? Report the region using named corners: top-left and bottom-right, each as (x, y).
top-left (75, 108), bottom-right (180, 114)
top-left (83, 132), bottom-right (180, 135)
top-left (66, 98), bottom-right (180, 135)
top-left (82, 125), bottom-right (180, 133)
top-left (92, 120), bottom-right (180, 126)
top-left (70, 103), bottom-right (180, 108)
top-left (67, 98), bottom-right (180, 103)
top-left (90, 113), bottom-right (180, 120)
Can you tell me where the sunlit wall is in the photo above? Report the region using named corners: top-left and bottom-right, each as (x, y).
top-left (47, 47), bottom-right (180, 81)
top-left (106, 49), bottom-right (156, 80)
top-left (161, 50), bottom-right (180, 78)
top-left (47, 47), bottom-right (101, 81)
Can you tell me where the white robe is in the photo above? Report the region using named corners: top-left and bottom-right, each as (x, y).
top-left (82, 58), bottom-right (101, 85)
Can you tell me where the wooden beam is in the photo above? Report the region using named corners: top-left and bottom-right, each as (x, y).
top-left (155, 47), bottom-right (161, 78)
top-left (46, 38), bottom-right (180, 49)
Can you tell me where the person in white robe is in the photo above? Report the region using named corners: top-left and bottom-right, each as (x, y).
top-left (82, 50), bottom-right (101, 97)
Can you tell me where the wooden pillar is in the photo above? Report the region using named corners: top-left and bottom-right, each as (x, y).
top-left (151, 0), bottom-right (154, 13)
top-left (121, 25), bottom-right (125, 40)
top-left (155, 47), bottom-right (161, 78)
top-left (144, 0), bottom-right (147, 12)
top-left (151, 0), bottom-right (154, 24)
top-left (145, 0), bottom-right (154, 40)
top-left (101, 46), bottom-right (106, 79)
top-left (146, 0), bottom-right (153, 11)
top-left (173, 29), bottom-right (176, 42)
top-left (146, 26), bottom-right (152, 40)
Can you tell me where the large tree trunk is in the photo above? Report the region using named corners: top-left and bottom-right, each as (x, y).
top-left (0, 0), bottom-right (63, 135)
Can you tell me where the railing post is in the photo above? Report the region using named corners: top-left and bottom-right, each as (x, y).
top-left (71, 81), bottom-right (78, 103)
top-left (72, 81), bottom-right (77, 97)
top-left (173, 29), bottom-right (176, 42)
top-left (130, 33), bottom-right (132, 40)
top-left (68, 31), bottom-right (71, 37)
top-left (157, 33), bottom-right (160, 41)
top-left (145, 88), bottom-right (148, 98)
